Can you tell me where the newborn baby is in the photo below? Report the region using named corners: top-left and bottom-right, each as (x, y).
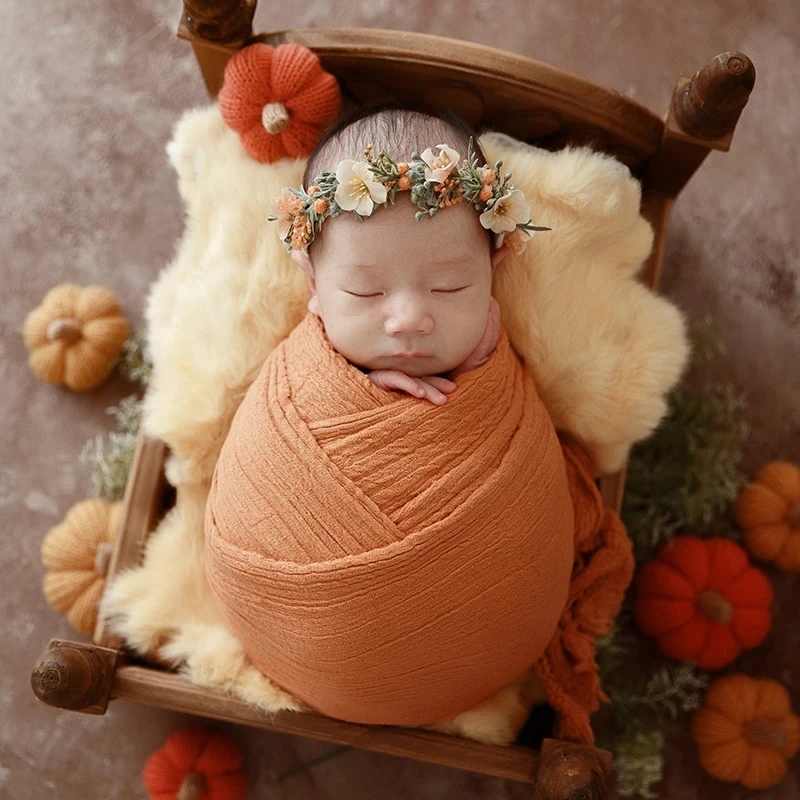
top-left (286, 102), bottom-right (518, 405)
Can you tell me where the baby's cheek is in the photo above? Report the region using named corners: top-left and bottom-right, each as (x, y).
top-left (458, 309), bottom-right (491, 355)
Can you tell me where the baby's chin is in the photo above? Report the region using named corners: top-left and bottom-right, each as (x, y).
top-left (360, 353), bottom-right (459, 377)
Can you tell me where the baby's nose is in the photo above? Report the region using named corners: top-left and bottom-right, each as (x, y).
top-left (385, 308), bottom-right (434, 336)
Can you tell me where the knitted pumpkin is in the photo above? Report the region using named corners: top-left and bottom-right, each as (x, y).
top-left (634, 536), bottom-right (773, 670)
top-left (692, 674), bottom-right (800, 789)
top-left (143, 727), bottom-right (247, 800)
top-left (218, 42), bottom-right (340, 163)
top-left (41, 499), bottom-right (121, 636)
top-left (23, 284), bottom-right (131, 391)
top-left (735, 460), bottom-right (800, 571)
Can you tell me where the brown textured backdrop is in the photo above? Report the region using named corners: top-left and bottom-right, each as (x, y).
top-left (2, 1), bottom-right (798, 798)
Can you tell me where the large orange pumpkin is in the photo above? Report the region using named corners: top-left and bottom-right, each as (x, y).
top-left (218, 42), bottom-right (341, 163)
top-left (692, 674), bottom-right (800, 789)
top-left (735, 460), bottom-right (800, 571)
top-left (143, 727), bottom-right (247, 800)
top-left (634, 536), bottom-right (773, 670)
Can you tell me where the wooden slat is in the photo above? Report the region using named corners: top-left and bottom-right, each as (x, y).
top-left (111, 665), bottom-right (541, 784)
top-left (93, 432), bottom-right (168, 647)
top-left (639, 189), bottom-right (675, 291)
top-left (254, 28), bottom-right (663, 154)
top-left (598, 465), bottom-right (628, 515)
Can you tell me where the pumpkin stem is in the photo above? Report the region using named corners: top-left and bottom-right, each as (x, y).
top-left (787, 501), bottom-right (800, 530)
top-left (177, 771), bottom-right (208, 800)
top-left (262, 102), bottom-right (290, 134)
top-left (696, 589), bottom-right (733, 624)
top-left (94, 541), bottom-right (114, 576)
top-left (744, 718), bottom-right (787, 750)
top-left (46, 317), bottom-right (82, 344)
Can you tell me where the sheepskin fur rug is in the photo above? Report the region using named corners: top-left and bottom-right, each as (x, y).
top-left (100, 105), bottom-right (688, 745)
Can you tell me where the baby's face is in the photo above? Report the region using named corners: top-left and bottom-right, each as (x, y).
top-left (304, 194), bottom-right (494, 377)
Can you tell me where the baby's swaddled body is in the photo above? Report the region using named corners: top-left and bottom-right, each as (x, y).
top-left (204, 306), bottom-right (575, 725)
top-left (204, 105), bottom-right (578, 726)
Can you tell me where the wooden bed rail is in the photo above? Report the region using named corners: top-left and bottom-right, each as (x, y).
top-left (32, 639), bottom-right (610, 797)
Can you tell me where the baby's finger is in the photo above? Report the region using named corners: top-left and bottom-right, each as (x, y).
top-left (414, 379), bottom-right (448, 405)
top-left (376, 371), bottom-right (430, 398)
top-left (369, 370), bottom-right (414, 393)
top-left (423, 376), bottom-right (457, 393)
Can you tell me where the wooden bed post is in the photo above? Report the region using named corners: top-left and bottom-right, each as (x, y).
top-left (638, 52), bottom-right (754, 290)
top-left (532, 740), bottom-right (612, 800)
top-left (31, 640), bottom-right (119, 715)
top-left (645, 52), bottom-right (755, 198)
top-left (179, 0), bottom-right (257, 97)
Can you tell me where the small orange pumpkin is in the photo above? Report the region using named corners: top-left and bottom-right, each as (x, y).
top-left (143, 727), bottom-right (247, 800)
top-left (634, 536), bottom-right (772, 670)
top-left (692, 674), bottom-right (800, 789)
top-left (23, 284), bottom-right (131, 391)
top-left (735, 461), bottom-right (800, 571)
top-left (41, 499), bottom-right (121, 636)
top-left (219, 42), bottom-right (341, 163)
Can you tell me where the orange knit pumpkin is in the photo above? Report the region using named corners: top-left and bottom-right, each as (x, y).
top-left (143, 727), bottom-right (247, 800)
top-left (692, 674), bottom-right (800, 789)
top-left (41, 499), bottom-right (121, 636)
top-left (634, 536), bottom-right (773, 670)
top-left (218, 43), bottom-right (340, 163)
top-left (23, 284), bottom-right (131, 391)
top-left (735, 460), bottom-right (800, 571)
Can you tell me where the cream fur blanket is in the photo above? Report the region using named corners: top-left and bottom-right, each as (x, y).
top-left (100, 105), bottom-right (688, 745)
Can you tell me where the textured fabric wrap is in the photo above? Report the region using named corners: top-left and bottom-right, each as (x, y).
top-left (205, 312), bottom-right (622, 731)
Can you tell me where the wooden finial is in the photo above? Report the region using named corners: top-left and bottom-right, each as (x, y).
top-left (533, 739), bottom-right (611, 800)
top-left (182, 0), bottom-right (255, 43)
top-left (673, 52), bottom-right (756, 139)
top-left (31, 640), bottom-right (118, 714)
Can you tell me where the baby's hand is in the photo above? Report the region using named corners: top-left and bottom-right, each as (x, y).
top-left (367, 370), bottom-right (457, 406)
top-left (447, 296), bottom-right (501, 379)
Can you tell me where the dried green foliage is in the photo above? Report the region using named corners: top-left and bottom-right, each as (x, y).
top-left (613, 729), bottom-right (666, 799)
top-left (80, 394), bottom-right (143, 501)
top-left (609, 664), bottom-right (708, 729)
top-left (121, 334), bottom-right (153, 386)
top-left (621, 317), bottom-right (749, 560)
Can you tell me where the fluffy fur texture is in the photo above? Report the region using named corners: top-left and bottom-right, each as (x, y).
top-left (100, 105), bottom-right (688, 745)
top-left (482, 132), bottom-right (689, 475)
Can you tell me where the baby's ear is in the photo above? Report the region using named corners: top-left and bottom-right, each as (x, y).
top-left (290, 249), bottom-right (314, 278)
top-left (291, 249), bottom-right (318, 300)
top-left (491, 243), bottom-right (511, 270)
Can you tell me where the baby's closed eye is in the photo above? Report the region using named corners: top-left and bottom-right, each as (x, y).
top-left (344, 287), bottom-right (471, 297)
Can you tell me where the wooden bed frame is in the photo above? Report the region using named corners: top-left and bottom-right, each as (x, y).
top-left (31, 2), bottom-right (755, 797)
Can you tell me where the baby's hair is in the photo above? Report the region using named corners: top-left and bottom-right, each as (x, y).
top-left (303, 99), bottom-right (490, 186)
top-left (303, 99), bottom-right (494, 251)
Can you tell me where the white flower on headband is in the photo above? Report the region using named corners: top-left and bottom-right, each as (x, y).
top-left (334, 160), bottom-right (388, 216)
top-left (420, 144), bottom-right (460, 183)
top-left (479, 189), bottom-right (531, 234)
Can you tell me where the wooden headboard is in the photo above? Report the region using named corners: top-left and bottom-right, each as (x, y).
top-left (176, 0), bottom-right (756, 511)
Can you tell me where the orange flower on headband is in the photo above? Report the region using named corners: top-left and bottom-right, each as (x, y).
top-left (219, 43), bottom-right (340, 163)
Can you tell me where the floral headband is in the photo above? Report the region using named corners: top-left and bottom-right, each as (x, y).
top-left (268, 137), bottom-right (550, 254)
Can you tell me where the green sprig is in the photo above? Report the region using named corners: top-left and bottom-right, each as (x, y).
top-left (80, 395), bottom-right (143, 501)
top-left (621, 317), bottom-right (749, 561)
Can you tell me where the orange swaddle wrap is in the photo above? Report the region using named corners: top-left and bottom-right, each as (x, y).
top-left (205, 312), bottom-right (633, 740)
